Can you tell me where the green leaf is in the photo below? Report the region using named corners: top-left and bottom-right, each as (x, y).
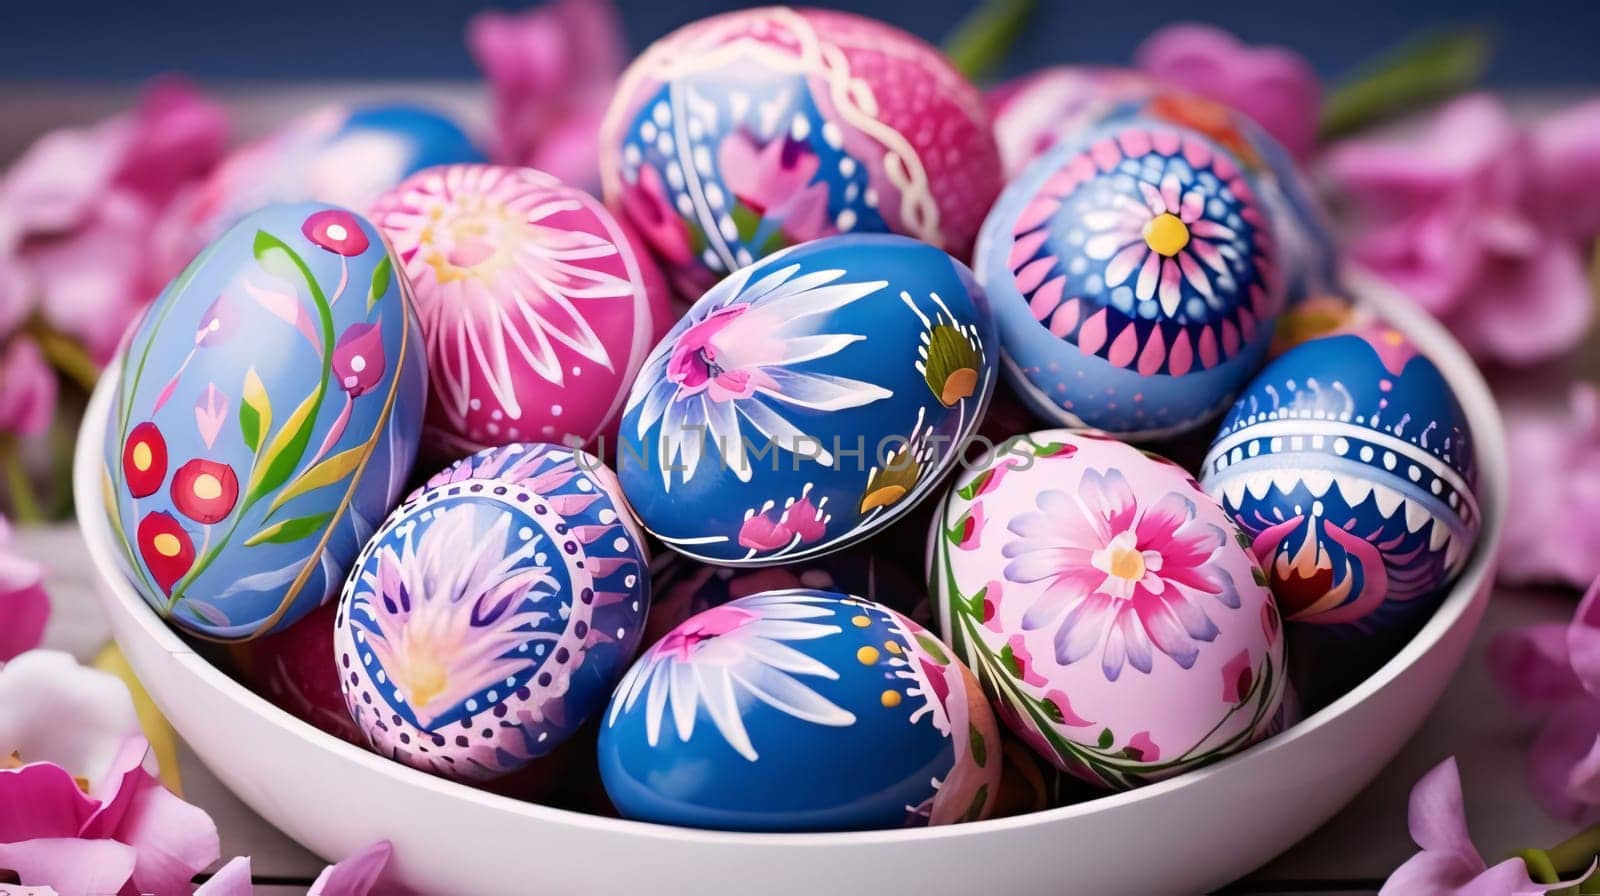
top-left (942, 0), bottom-right (1037, 83)
top-left (1035, 441), bottom-right (1072, 458)
top-left (1097, 727), bottom-right (1114, 749)
top-left (969, 725), bottom-right (988, 768)
top-left (999, 642), bottom-right (1023, 677)
top-left (966, 582), bottom-right (988, 618)
top-left (246, 386), bottom-right (322, 505)
top-left (731, 203), bottom-right (762, 243)
top-left (367, 256), bottom-right (392, 312)
top-left (239, 368), bottom-right (271, 454)
top-left (1040, 698), bottom-right (1064, 724)
top-left (244, 512), bottom-right (332, 547)
top-left (267, 446), bottom-right (364, 514)
top-left (254, 230), bottom-right (307, 285)
top-left (915, 633), bottom-right (951, 666)
top-left (957, 468), bottom-right (994, 501)
top-left (963, 784), bottom-right (989, 823)
top-left (1320, 27), bottom-right (1493, 139)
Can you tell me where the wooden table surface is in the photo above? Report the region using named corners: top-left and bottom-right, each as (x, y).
top-left (9, 84), bottom-right (1596, 895)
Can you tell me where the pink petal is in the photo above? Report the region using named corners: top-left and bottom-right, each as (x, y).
top-left (1570, 578), bottom-right (1600, 698)
top-left (1406, 758), bottom-right (1484, 870)
top-left (1444, 239), bottom-right (1593, 366)
top-left (1137, 326), bottom-right (1167, 376)
top-left (196, 856), bottom-right (254, 896)
top-left (1487, 623), bottom-right (1585, 712)
top-left (1167, 331), bottom-right (1193, 376)
top-left (0, 838), bottom-right (137, 894)
top-left (1500, 385), bottom-right (1600, 588)
top-left (1528, 700), bottom-right (1600, 824)
top-left (1106, 325), bottom-right (1140, 369)
top-left (105, 767), bottom-right (222, 896)
top-left (1048, 298), bottom-right (1081, 338)
top-left (0, 520), bottom-right (50, 662)
top-left (1077, 309), bottom-right (1109, 355)
top-left (0, 762), bottom-right (101, 841)
top-left (1029, 277), bottom-right (1065, 321)
top-left (1529, 98), bottom-right (1600, 240)
top-left (0, 338), bottom-right (59, 437)
top-left (1135, 23), bottom-right (1322, 161)
top-left (308, 840), bottom-right (393, 896)
top-left (1008, 228), bottom-right (1050, 271)
top-left (1014, 257), bottom-right (1058, 294)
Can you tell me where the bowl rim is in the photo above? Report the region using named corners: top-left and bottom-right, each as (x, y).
top-left (73, 265), bottom-right (1507, 848)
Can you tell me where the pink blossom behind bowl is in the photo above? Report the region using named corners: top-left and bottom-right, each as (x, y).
top-left (467, 0), bottom-right (625, 193)
top-left (0, 516), bottom-right (50, 661)
top-left (0, 78), bottom-right (228, 366)
top-left (1499, 384), bottom-right (1600, 589)
top-left (1325, 93), bottom-right (1600, 366)
top-left (1135, 23), bottom-right (1321, 162)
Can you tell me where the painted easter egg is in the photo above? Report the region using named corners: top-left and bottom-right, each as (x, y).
top-left (645, 547), bottom-right (921, 644)
top-left (599, 589), bottom-right (1001, 830)
top-left (1099, 91), bottom-right (1340, 308)
top-left (370, 164), bottom-right (671, 458)
top-left (599, 6), bottom-right (1002, 296)
top-left (975, 117), bottom-right (1286, 439)
top-left (929, 431), bottom-right (1286, 789)
top-left (1200, 327), bottom-right (1480, 635)
top-left (334, 443), bottom-right (649, 782)
top-left (988, 65), bottom-right (1160, 180)
top-left (617, 234), bottom-right (997, 566)
top-left (159, 104), bottom-right (483, 276)
top-left (103, 202), bottom-right (427, 641)
top-left (232, 601), bottom-right (362, 744)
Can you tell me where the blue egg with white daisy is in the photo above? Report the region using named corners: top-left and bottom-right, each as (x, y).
top-left (598, 588), bottom-right (1002, 831)
top-left (974, 116), bottom-right (1287, 438)
top-left (616, 234), bottom-right (997, 566)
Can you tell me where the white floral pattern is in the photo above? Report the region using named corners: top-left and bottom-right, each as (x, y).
top-left (629, 262), bottom-right (893, 489)
top-left (607, 590), bottom-right (856, 761)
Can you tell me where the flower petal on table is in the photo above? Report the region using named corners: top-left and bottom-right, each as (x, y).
top-left (0, 837), bottom-right (136, 894)
top-left (308, 840), bottom-right (393, 896)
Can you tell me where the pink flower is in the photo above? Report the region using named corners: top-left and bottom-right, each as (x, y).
top-left (1488, 578), bottom-right (1600, 824)
top-left (718, 133), bottom-right (833, 246)
top-left (735, 485), bottom-right (832, 554)
top-left (1381, 757), bottom-right (1590, 894)
top-left (1135, 24), bottom-right (1321, 162)
top-left (0, 651), bottom-right (219, 895)
top-left (1125, 730), bottom-right (1160, 762)
top-left (0, 339), bottom-right (57, 438)
top-left (1498, 384), bottom-right (1600, 588)
top-left (302, 209), bottom-right (369, 257)
top-left (0, 517), bottom-right (49, 662)
top-left (1221, 649), bottom-right (1254, 703)
top-left (1325, 94), bottom-right (1599, 366)
top-left (332, 322), bottom-right (386, 398)
top-left (0, 78), bottom-right (228, 367)
top-left (467, 0), bottom-right (625, 192)
top-left (1003, 469), bottom-right (1239, 680)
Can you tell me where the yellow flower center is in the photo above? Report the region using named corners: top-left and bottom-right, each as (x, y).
top-left (1144, 212), bottom-right (1191, 257)
top-left (1106, 542), bottom-right (1147, 582)
top-left (132, 442), bottom-right (152, 471)
top-left (153, 533), bottom-right (182, 557)
top-left (192, 473), bottom-right (223, 501)
top-left (424, 201), bottom-right (525, 283)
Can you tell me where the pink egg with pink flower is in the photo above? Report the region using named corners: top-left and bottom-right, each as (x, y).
top-left (928, 429), bottom-right (1286, 789)
top-left (372, 164), bottom-right (670, 459)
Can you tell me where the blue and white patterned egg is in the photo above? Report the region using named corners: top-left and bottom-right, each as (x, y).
top-left (975, 116), bottom-right (1286, 438)
top-left (103, 202), bottom-right (427, 641)
top-left (171, 103), bottom-right (483, 261)
top-left (617, 234), bottom-right (997, 566)
top-left (1200, 327), bottom-right (1480, 634)
top-left (334, 443), bottom-right (650, 782)
top-left (1095, 91), bottom-right (1341, 309)
top-left (598, 589), bottom-right (1002, 831)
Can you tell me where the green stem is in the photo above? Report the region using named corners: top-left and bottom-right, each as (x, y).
top-left (1532, 823), bottom-right (1600, 884)
top-left (1, 437), bottom-right (45, 525)
top-left (1319, 27), bottom-right (1494, 140)
top-left (28, 325), bottom-right (100, 395)
top-left (942, 0), bottom-right (1037, 84)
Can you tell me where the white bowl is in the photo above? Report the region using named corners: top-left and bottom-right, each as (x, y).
top-left (75, 272), bottom-right (1506, 896)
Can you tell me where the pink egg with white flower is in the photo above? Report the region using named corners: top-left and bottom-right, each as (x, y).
top-left (928, 430), bottom-right (1286, 790)
top-left (372, 164), bottom-right (671, 458)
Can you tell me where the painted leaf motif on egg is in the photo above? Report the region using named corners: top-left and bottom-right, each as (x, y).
top-left (103, 202), bottom-right (427, 641)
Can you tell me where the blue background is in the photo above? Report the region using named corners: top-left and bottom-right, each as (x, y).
top-left (1, 0), bottom-right (1595, 85)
